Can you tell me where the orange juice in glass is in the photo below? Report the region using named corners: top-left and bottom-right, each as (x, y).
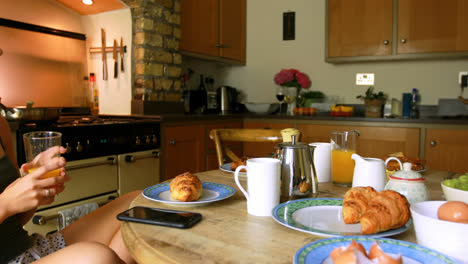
top-left (331, 131), bottom-right (359, 186)
top-left (23, 131), bottom-right (62, 179)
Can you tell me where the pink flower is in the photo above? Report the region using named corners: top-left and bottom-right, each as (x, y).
top-left (274, 68), bottom-right (311, 89)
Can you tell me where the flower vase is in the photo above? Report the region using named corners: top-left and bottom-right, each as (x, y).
top-left (284, 87), bottom-right (298, 115)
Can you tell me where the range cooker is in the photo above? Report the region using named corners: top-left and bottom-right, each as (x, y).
top-left (17, 114), bottom-right (161, 235)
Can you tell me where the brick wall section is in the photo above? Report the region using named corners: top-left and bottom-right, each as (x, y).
top-left (123, 0), bottom-right (182, 102)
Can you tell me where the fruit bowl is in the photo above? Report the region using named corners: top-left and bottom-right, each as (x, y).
top-left (441, 176), bottom-right (468, 203)
top-left (410, 201), bottom-right (468, 263)
top-left (244, 103), bottom-right (278, 114)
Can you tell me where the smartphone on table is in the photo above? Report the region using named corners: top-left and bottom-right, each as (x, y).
top-left (117, 206), bottom-right (202, 229)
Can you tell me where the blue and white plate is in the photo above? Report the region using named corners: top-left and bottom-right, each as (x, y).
top-left (272, 198), bottom-right (411, 238)
top-left (220, 163), bottom-right (246, 176)
top-left (294, 236), bottom-right (456, 264)
top-left (142, 182), bottom-right (235, 207)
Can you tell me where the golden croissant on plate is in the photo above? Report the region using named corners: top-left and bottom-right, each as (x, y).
top-left (170, 172), bottom-right (202, 202)
top-left (360, 190), bottom-right (411, 234)
top-left (342, 186), bottom-right (378, 224)
top-left (342, 187), bottom-right (411, 234)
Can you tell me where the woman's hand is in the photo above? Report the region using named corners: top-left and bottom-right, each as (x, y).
top-left (1, 146), bottom-right (70, 218)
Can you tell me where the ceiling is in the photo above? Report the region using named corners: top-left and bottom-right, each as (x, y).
top-left (55, 0), bottom-right (127, 15)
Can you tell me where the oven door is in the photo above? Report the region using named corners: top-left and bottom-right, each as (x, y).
top-left (39, 155), bottom-right (119, 210)
top-left (118, 149), bottom-right (160, 195)
top-left (24, 193), bottom-right (117, 236)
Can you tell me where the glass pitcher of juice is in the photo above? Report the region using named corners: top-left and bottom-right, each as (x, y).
top-left (331, 131), bottom-right (359, 186)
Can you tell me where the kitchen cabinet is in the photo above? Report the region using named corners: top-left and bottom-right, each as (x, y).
top-left (205, 121), bottom-right (243, 170)
top-left (327, 0), bottom-right (393, 58)
top-left (296, 124), bottom-right (420, 158)
top-left (163, 124), bottom-right (205, 181)
top-left (424, 128), bottom-right (468, 173)
top-left (243, 121), bottom-right (293, 158)
top-left (180, 0), bottom-right (246, 64)
top-left (327, 0), bottom-right (468, 61)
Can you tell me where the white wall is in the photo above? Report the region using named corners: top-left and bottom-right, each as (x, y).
top-left (81, 9), bottom-right (132, 115)
top-left (216, 0), bottom-right (468, 105)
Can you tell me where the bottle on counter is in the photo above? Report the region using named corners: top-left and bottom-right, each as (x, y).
top-left (90, 73), bottom-right (99, 115)
top-left (198, 74), bottom-right (207, 113)
top-left (410, 88), bottom-right (419, 119)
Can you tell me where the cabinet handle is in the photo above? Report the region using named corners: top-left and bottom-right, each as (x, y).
top-left (400, 38), bottom-right (407, 44)
top-left (383, 40), bottom-right (389, 45)
top-left (215, 43), bottom-right (221, 47)
top-left (430, 140), bottom-right (437, 147)
top-left (169, 139), bottom-right (176, 145)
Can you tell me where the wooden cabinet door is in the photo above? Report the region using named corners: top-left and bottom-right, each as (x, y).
top-left (297, 124), bottom-right (420, 158)
top-left (425, 129), bottom-right (468, 173)
top-left (205, 121), bottom-right (243, 170)
top-left (180, 0), bottom-right (219, 57)
top-left (243, 121), bottom-right (294, 158)
top-left (398, 0), bottom-right (468, 54)
top-left (327, 0), bottom-right (393, 57)
top-left (164, 125), bottom-right (205, 180)
top-left (219, 0), bottom-right (246, 62)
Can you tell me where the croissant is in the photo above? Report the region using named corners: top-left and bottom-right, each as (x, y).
top-left (170, 172), bottom-right (202, 202)
top-left (360, 190), bottom-right (410, 234)
top-left (230, 155), bottom-right (254, 171)
top-left (342, 186), bottom-right (378, 224)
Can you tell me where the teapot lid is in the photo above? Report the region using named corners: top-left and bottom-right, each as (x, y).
top-left (390, 162), bottom-right (424, 181)
top-left (276, 135), bottom-right (311, 149)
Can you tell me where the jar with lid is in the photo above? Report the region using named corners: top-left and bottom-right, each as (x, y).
top-left (384, 162), bottom-right (429, 204)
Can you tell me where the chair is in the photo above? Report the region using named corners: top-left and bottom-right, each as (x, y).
top-left (209, 128), bottom-right (283, 167)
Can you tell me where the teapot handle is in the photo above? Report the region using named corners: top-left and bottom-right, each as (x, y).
top-left (385, 157), bottom-right (402, 170)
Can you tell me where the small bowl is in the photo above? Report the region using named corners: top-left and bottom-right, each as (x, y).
top-left (410, 201), bottom-right (468, 263)
top-left (441, 182), bottom-right (468, 203)
top-left (244, 103), bottom-right (278, 114)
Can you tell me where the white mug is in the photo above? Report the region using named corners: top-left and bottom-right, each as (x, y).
top-left (309, 142), bottom-right (331, 183)
top-left (234, 158), bottom-right (281, 217)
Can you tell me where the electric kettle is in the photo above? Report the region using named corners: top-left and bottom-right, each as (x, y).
top-left (275, 135), bottom-right (318, 202)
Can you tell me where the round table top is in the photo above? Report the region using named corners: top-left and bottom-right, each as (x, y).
top-left (121, 169), bottom-right (447, 264)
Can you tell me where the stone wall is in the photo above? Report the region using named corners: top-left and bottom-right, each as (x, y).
top-left (123, 0), bottom-right (182, 102)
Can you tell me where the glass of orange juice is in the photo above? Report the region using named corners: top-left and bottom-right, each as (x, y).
top-left (331, 131), bottom-right (359, 186)
top-left (23, 131), bottom-right (62, 179)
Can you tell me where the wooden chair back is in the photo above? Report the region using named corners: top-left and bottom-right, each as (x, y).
top-left (209, 128), bottom-right (283, 167)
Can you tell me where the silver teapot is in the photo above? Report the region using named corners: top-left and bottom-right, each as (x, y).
top-left (276, 135), bottom-right (318, 202)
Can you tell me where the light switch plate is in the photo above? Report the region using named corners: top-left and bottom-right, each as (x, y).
top-left (356, 73), bottom-right (375, 86)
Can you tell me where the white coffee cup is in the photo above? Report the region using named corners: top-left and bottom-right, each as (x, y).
top-left (234, 158), bottom-right (281, 217)
top-left (309, 142), bottom-right (331, 183)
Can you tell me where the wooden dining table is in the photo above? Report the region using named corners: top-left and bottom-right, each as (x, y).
top-left (120, 169), bottom-right (450, 264)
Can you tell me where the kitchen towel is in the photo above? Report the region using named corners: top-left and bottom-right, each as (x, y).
top-left (57, 202), bottom-right (99, 231)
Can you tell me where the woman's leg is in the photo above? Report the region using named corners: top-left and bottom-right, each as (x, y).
top-left (35, 241), bottom-right (124, 264)
top-left (59, 190), bottom-right (140, 263)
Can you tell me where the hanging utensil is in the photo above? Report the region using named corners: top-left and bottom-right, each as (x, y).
top-left (113, 39), bottom-right (118, 78)
top-left (120, 37), bottom-right (124, 72)
top-left (101, 28), bottom-right (108, 80)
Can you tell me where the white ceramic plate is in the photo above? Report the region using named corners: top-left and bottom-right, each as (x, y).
top-left (220, 163), bottom-right (246, 176)
top-left (272, 198), bottom-right (411, 238)
top-left (294, 236), bottom-right (457, 264)
top-left (142, 182), bottom-right (235, 207)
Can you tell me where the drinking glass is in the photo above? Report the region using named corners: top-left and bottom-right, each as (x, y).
top-left (276, 86), bottom-right (285, 114)
top-left (283, 87), bottom-right (297, 115)
top-left (330, 131), bottom-right (359, 186)
top-left (23, 131), bottom-right (62, 179)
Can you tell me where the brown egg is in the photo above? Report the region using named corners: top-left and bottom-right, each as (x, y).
top-left (437, 201), bottom-right (468, 224)
top-left (368, 242), bottom-right (402, 264)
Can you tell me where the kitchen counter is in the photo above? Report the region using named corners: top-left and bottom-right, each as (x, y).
top-left (159, 112), bottom-right (468, 126)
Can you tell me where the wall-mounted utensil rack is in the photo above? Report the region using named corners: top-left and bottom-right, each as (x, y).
top-left (89, 46), bottom-right (127, 54)
top-left (0, 18), bottom-right (86, 40)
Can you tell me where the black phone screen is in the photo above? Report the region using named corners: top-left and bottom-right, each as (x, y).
top-left (117, 206), bottom-right (202, 229)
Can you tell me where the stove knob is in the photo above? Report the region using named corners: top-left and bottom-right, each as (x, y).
top-left (152, 135), bottom-right (157, 144)
top-left (146, 136), bottom-right (151, 144)
top-left (135, 136), bottom-right (141, 145)
top-left (65, 143), bottom-right (72, 154)
top-left (76, 142), bottom-right (83, 152)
